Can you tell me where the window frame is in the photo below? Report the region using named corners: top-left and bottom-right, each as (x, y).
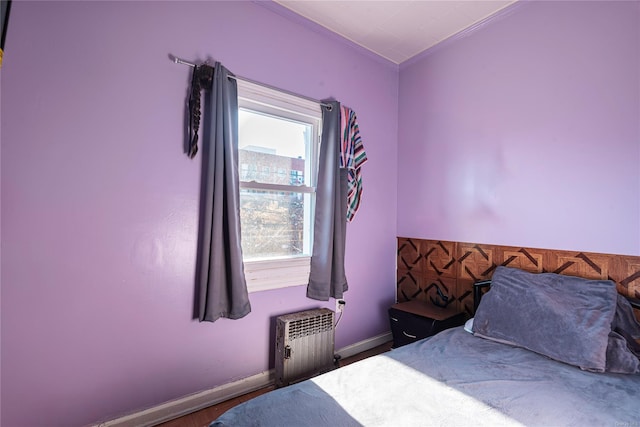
top-left (236, 80), bottom-right (322, 293)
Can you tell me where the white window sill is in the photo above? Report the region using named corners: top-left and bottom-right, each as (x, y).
top-left (244, 256), bottom-right (311, 293)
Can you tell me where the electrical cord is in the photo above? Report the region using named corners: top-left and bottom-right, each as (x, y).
top-left (335, 309), bottom-right (344, 328)
top-left (334, 300), bottom-right (346, 328)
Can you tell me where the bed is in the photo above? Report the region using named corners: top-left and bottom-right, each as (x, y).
top-left (210, 266), bottom-right (640, 427)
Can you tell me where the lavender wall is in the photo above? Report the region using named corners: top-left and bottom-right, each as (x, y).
top-left (0, 2), bottom-right (398, 426)
top-left (398, 1), bottom-right (640, 256)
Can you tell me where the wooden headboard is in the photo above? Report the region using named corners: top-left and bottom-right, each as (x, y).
top-left (397, 238), bottom-right (640, 319)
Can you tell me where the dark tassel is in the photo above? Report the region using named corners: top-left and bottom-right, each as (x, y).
top-left (187, 64), bottom-right (214, 158)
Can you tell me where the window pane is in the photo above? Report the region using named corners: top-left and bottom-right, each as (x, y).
top-left (240, 189), bottom-right (311, 260)
top-left (238, 109), bottom-right (311, 186)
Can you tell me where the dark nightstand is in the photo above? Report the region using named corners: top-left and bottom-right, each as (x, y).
top-left (388, 300), bottom-right (467, 348)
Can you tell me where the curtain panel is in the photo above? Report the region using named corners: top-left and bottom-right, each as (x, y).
top-left (196, 62), bottom-right (251, 322)
top-left (307, 101), bottom-right (349, 301)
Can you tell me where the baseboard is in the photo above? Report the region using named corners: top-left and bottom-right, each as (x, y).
top-left (92, 370), bottom-right (275, 427)
top-left (93, 332), bottom-right (392, 427)
top-left (335, 332), bottom-right (393, 359)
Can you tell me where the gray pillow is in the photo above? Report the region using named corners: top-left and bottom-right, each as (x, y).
top-left (606, 295), bottom-right (640, 374)
top-left (473, 266), bottom-right (618, 372)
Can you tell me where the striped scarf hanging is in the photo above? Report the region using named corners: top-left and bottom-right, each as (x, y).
top-left (340, 105), bottom-right (368, 222)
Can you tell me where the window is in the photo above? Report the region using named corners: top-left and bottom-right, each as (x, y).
top-left (237, 80), bottom-right (322, 292)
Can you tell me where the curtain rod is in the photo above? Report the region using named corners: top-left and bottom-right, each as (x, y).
top-left (170, 55), bottom-right (333, 110)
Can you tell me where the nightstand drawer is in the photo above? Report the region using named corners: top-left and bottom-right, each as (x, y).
top-left (388, 301), bottom-right (466, 348)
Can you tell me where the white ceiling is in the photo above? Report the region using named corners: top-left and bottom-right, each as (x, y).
top-left (274, 0), bottom-right (517, 64)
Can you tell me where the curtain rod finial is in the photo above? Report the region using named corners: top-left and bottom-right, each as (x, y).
top-left (169, 54), bottom-right (196, 68)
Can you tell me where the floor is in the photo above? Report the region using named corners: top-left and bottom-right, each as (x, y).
top-left (156, 341), bottom-right (393, 427)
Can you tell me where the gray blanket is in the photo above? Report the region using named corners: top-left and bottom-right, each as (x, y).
top-left (211, 328), bottom-right (639, 426)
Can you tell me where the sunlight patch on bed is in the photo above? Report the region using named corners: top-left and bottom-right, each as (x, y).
top-left (310, 355), bottom-right (526, 427)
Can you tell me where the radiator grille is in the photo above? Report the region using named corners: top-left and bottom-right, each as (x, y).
top-left (275, 308), bottom-right (335, 387)
top-left (288, 312), bottom-right (333, 340)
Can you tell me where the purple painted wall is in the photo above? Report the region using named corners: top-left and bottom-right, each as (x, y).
top-left (398, 1), bottom-right (640, 256)
top-left (0, 2), bottom-right (398, 426)
top-left (3, 0), bottom-right (639, 425)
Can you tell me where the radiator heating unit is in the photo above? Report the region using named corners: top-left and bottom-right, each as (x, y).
top-left (275, 308), bottom-right (335, 387)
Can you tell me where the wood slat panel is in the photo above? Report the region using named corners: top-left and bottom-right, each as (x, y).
top-left (397, 238), bottom-right (640, 318)
top-left (397, 238), bottom-right (423, 272)
top-left (423, 240), bottom-right (457, 278)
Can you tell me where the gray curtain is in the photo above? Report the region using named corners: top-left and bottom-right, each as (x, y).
top-left (307, 101), bottom-right (349, 301)
top-left (198, 62), bottom-right (251, 322)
